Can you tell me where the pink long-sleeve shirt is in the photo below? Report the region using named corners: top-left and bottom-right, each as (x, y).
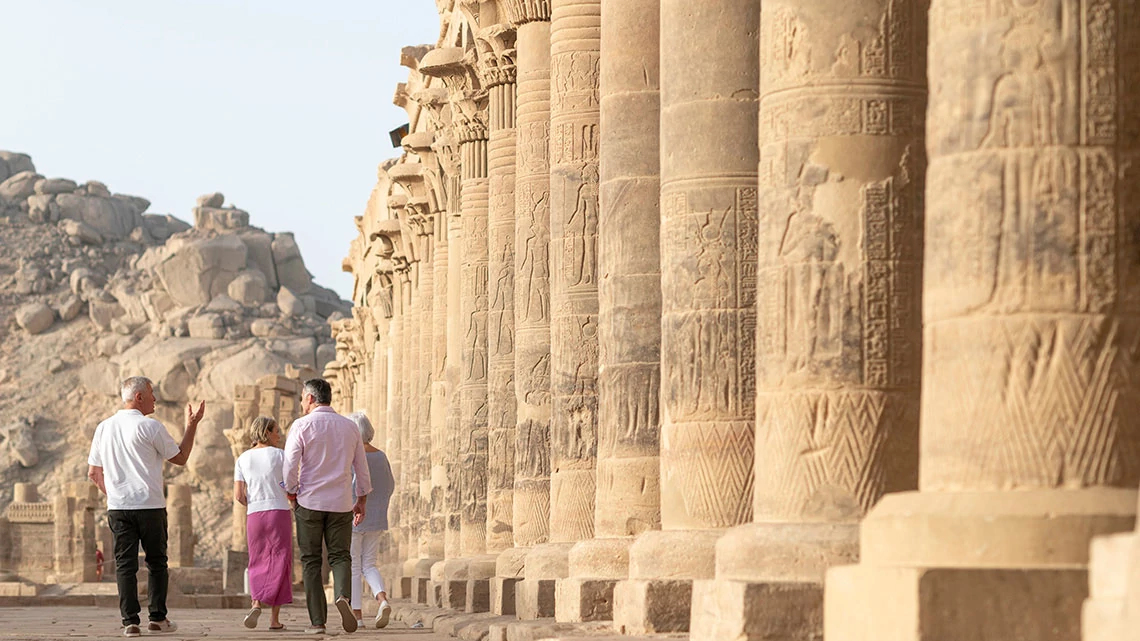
top-left (283, 405), bottom-right (372, 513)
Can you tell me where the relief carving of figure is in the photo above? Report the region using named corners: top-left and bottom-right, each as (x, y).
top-left (518, 182), bottom-right (550, 322)
top-left (980, 24), bottom-right (1061, 149)
top-left (777, 197), bottom-right (845, 371)
top-left (566, 162), bottom-right (599, 287)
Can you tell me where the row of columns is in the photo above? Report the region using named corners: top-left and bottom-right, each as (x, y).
top-left (331, 0), bottom-right (1140, 639)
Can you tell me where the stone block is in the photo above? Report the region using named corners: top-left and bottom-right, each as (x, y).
top-left (491, 576), bottom-right (520, 615)
top-left (466, 577), bottom-right (491, 613)
top-left (516, 578), bottom-right (557, 620)
top-left (0, 583), bottom-right (37, 596)
top-left (1082, 598), bottom-right (1124, 641)
top-left (823, 564), bottom-right (1087, 641)
top-left (445, 579), bottom-right (468, 610)
top-left (223, 549), bottom-right (248, 594)
top-left (613, 579), bottom-right (692, 634)
top-left (688, 578), bottom-right (823, 641)
top-left (555, 577), bottom-right (616, 622)
top-left (414, 576), bottom-right (430, 604)
top-left (1089, 532), bottom-right (1134, 599)
top-left (398, 576), bottom-right (413, 599)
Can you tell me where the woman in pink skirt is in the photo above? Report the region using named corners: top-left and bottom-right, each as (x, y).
top-left (234, 416), bottom-right (292, 631)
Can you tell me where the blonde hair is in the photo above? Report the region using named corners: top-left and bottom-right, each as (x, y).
top-left (248, 416), bottom-right (279, 446)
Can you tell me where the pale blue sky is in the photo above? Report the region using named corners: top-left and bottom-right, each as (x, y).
top-left (0, 0), bottom-right (439, 299)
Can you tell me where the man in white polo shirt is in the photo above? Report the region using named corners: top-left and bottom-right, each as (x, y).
top-left (88, 376), bottom-right (205, 638)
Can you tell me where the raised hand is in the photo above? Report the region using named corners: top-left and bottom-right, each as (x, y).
top-left (186, 400), bottom-right (206, 427)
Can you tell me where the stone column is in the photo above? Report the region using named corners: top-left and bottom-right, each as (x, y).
top-left (826, 3), bottom-right (1140, 640)
top-left (386, 282), bottom-right (410, 596)
top-left (414, 205), bottom-right (444, 563)
top-left (14, 483), bottom-right (37, 503)
top-left (557, 0), bottom-right (661, 624)
top-left (499, 0), bottom-right (555, 621)
top-left (689, 1), bottom-right (927, 638)
top-left (167, 484), bottom-right (194, 568)
top-left (614, 0), bottom-right (761, 634)
top-left (430, 197), bottom-right (453, 572)
top-left (485, 36), bottom-right (519, 567)
top-left (545, 0), bottom-right (602, 615)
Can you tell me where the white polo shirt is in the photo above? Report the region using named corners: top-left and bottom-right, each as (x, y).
top-left (88, 409), bottom-right (181, 510)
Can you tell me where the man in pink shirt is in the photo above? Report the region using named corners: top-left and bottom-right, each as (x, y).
top-left (283, 378), bottom-right (372, 634)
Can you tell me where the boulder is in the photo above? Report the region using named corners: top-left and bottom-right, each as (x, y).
top-left (153, 234), bottom-right (248, 307)
top-left (113, 336), bottom-right (223, 402)
top-left (271, 233), bottom-right (312, 294)
top-left (15, 302), bottom-right (54, 334)
top-left (277, 286), bottom-right (305, 317)
top-left (34, 178), bottom-right (78, 195)
top-left (56, 193), bottom-right (143, 240)
top-left (27, 194), bottom-right (59, 224)
top-left (59, 218), bottom-right (103, 244)
top-left (266, 337), bottom-right (317, 369)
top-left (316, 342), bottom-right (337, 371)
top-left (78, 359), bottom-right (119, 397)
top-left (0, 151), bottom-right (35, 177)
top-left (84, 180), bottom-right (111, 198)
top-left (140, 290), bottom-right (175, 321)
top-left (227, 270), bottom-right (268, 305)
top-left (2, 417), bottom-right (39, 468)
top-left (108, 283), bottom-right (151, 326)
top-left (141, 214), bottom-right (191, 242)
top-left (308, 284), bottom-right (351, 318)
top-left (196, 192), bottom-right (224, 208)
top-left (195, 207), bottom-right (249, 231)
top-left (114, 194), bottom-right (150, 213)
top-left (57, 295), bottom-right (85, 321)
top-left (237, 230), bottom-right (278, 289)
top-left (0, 171), bottom-right (43, 200)
top-left (187, 313), bottom-right (225, 339)
top-left (250, 318), bottom-right (276, 337)
top-left (193, 343), bottom-right (288, 401)
top-left (205, 293), bottom-right (243, 313)
top-left (69, 267), bottom-right (103, 295)
top-left (89, 299), bottom-right (125, 331)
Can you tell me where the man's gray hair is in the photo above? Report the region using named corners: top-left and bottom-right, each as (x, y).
top-left (120, 376), bottom-right (153, 402)
top-left (347, 411), bottom-right (374, 445)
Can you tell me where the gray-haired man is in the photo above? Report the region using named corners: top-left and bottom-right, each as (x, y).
top-left (88, 376), bottom-right (205, 638)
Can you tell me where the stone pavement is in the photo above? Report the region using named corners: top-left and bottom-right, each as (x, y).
top-left (0, 607), bottom-right (451, 641)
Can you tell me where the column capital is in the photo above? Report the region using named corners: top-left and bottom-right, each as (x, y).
top-left (476, 24), bottom-right (517, 88)
top-left (501, 0), bottom-right (550, 26)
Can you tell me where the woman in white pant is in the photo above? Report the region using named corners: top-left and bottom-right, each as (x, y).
top-left (348, 412), bottom-right (395, 629)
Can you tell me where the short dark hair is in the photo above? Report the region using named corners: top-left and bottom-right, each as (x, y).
top-left (303, 378), bottom-right (333, 405)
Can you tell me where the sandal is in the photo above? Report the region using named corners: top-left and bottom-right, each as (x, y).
top-left (269, 624), bottom-right (287, 631)
top-left (243, 606), bottom-right (261, 629)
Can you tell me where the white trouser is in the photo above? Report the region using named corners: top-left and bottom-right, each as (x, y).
top-left (350, 530), bottom-right (386, 610)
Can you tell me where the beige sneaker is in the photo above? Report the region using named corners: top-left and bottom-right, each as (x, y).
top-left (335, 596), bottom-right (358, 633)
top-left (374, 600), bottom-right (391, 628)
top-left (122, 624), bottom-right (141, 638)
top-left (147, 619), bottom-right (178, 634)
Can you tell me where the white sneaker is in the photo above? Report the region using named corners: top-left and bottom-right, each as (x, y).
top-left (335, 596), bottom-right (358, 633)
top-left (374, 600), bottom-right (391, 628)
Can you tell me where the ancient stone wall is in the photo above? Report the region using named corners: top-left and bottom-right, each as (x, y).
top-left (336, 1), bottom-right (1140, 640)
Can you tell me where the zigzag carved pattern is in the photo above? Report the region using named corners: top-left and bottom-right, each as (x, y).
top-left (664, 422), bottom-right (754, 528)
top-left (755, 391), bottom-right (918, 520)
top-left (923, 317), bottom-right (1140, 489)
top-left (550, 470), bottom-right (596, 541)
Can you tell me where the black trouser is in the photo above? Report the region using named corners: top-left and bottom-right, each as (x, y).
top-left (108, 509), bottom-right (168, 626)
top-left (295, 505), bottom-right (352, 626)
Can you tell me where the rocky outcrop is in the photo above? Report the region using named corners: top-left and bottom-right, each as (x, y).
top-left (0, 150), bottom-right (351, 567)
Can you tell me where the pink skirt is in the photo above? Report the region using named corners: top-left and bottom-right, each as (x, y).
top-left (247, 509), bottom-right (293, 606)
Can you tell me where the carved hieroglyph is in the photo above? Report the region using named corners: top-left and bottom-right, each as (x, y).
top-left (549, 0), bottom-right (601, 544)
top-left (460, 131), bottom-right (491, 556)
top-left (485, 46), bottom-right (519, 555)
top-left (658, 0), bottom-right (760, 531)
top-left (595, 0), bottom-right (661, 538)
top-left (511, 7), bottom-right (554, 548)
top-left (754, 0), bottom-right (926, 522)
top-left (922, 0), bottom-right (1140, 491)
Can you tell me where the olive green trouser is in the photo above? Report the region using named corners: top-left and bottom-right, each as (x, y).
top-left (294, 505), bottom-right (353, 626)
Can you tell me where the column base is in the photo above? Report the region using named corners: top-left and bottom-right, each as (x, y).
top-left (613, 578), bottom-right (692, 634)
top-left (611, 529), bottom-right (720, 633)
top-left (517, 542), bottom-right (573, 620)
top-left (824, 489), bottom-right (1136, 641)
top-left (492, 547), bottom-right (530, 615)
top-left (555, 578), bottom-right (616, 623)
top-left (1082, 531), bottom-right (1134, 641)
top-left (464, 555), bottom-right (498, 613)
top-left (825, 563), bottom-right (1086, 641)
top-left (689, 578), bottom-right (822, 641)
top-left (554, 537), bottom-right (632, 622)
